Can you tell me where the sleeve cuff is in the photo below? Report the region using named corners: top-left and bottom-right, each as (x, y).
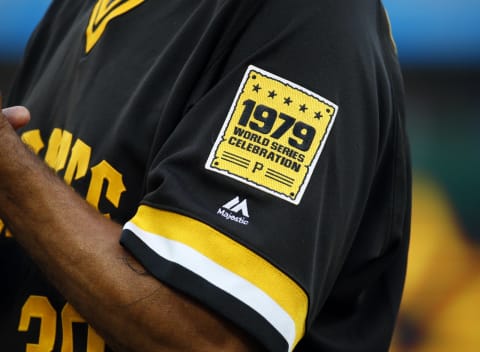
top-left (120, 205), bottom-right (308, 351)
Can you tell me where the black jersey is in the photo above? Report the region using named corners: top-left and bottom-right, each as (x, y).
top-left (1, 0), bottom-right (411, 351)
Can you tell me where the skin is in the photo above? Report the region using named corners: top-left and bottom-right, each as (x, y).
top-left (0, 95), bottom-right (261, 352)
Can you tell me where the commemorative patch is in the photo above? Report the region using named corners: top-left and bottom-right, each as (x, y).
top-left (205, 66), bottom-right (338, 205)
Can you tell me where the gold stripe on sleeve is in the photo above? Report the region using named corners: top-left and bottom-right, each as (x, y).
top-left (130, 205), bottom-right (308, 348)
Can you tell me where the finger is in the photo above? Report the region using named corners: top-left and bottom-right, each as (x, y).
top-left (2, 106), bottom-right (31, 130)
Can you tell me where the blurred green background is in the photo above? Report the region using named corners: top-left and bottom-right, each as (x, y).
top-left (385, 1), bottom-right (480, 351)
top-left (1, 1), bottom-right (479, 351)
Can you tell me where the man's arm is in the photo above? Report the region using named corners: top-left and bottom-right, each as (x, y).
top-left (0, 99), bottom-right (261, 352)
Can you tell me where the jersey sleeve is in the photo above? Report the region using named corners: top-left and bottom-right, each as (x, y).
top-left (120, 1), bottom-right (411, 351)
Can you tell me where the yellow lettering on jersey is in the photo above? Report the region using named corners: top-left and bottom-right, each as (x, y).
top-left (17, 128), bottom-right (127, 214)
top-left (0, 219), bottom-right (13, 238)
top-left (45, 128), bottom-right (73, 172)
top-left (86, 160), bottom-right (126, 214)
top-left (85, 0), bottom-right (145, 53)
top-left (206, 65), bottom-right (338, 205)
top-left (18, 295), bottom-right (57, 352)
top-left (21, 129), bottom-right (45, 155)
top-left (18, 297), bottom-right (106, 352)
top-left (61, 303), bottom-right (105, 352)
top-left (64, 139), bottom-right (92, 185)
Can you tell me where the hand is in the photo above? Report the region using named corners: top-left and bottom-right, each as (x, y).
top-left (0, 94), bottom-right (30, 131)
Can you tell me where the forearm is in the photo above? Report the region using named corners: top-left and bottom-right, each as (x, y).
top-left (0, 114), bottom-right (159, 350)
top-left (0, 112), bottom-right (259, 351)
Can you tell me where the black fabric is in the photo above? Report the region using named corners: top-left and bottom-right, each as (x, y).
top-left (2, 0), bottom-right (411, 351)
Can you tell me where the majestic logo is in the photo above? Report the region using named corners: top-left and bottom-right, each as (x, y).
top-left (217, 197), bottom-right (250, 225)
top-left (206, 65), bottom-right (338, 205)
top-left (85, 0), bottom-right (145, 54)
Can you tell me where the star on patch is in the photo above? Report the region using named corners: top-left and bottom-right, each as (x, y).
top-left (299, 104), bottom-right (308, 112)
top-left (268, 90), bottom-right (277, 99)
top-left (284, 97), bottom-right (293, 105)
top-left (314, 111), bottom-right (322, 119)
top-left (252, 84), bottom-right (261, 92)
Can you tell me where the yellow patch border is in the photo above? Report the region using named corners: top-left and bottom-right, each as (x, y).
top-left (205, 65), bottom-right (338, 205)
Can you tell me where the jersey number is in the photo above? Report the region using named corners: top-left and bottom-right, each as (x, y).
top-left (19, 295), bottom-right (105, 352)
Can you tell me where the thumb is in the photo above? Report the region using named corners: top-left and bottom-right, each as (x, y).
top-left (2, 106), bottom-right (31, 130)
